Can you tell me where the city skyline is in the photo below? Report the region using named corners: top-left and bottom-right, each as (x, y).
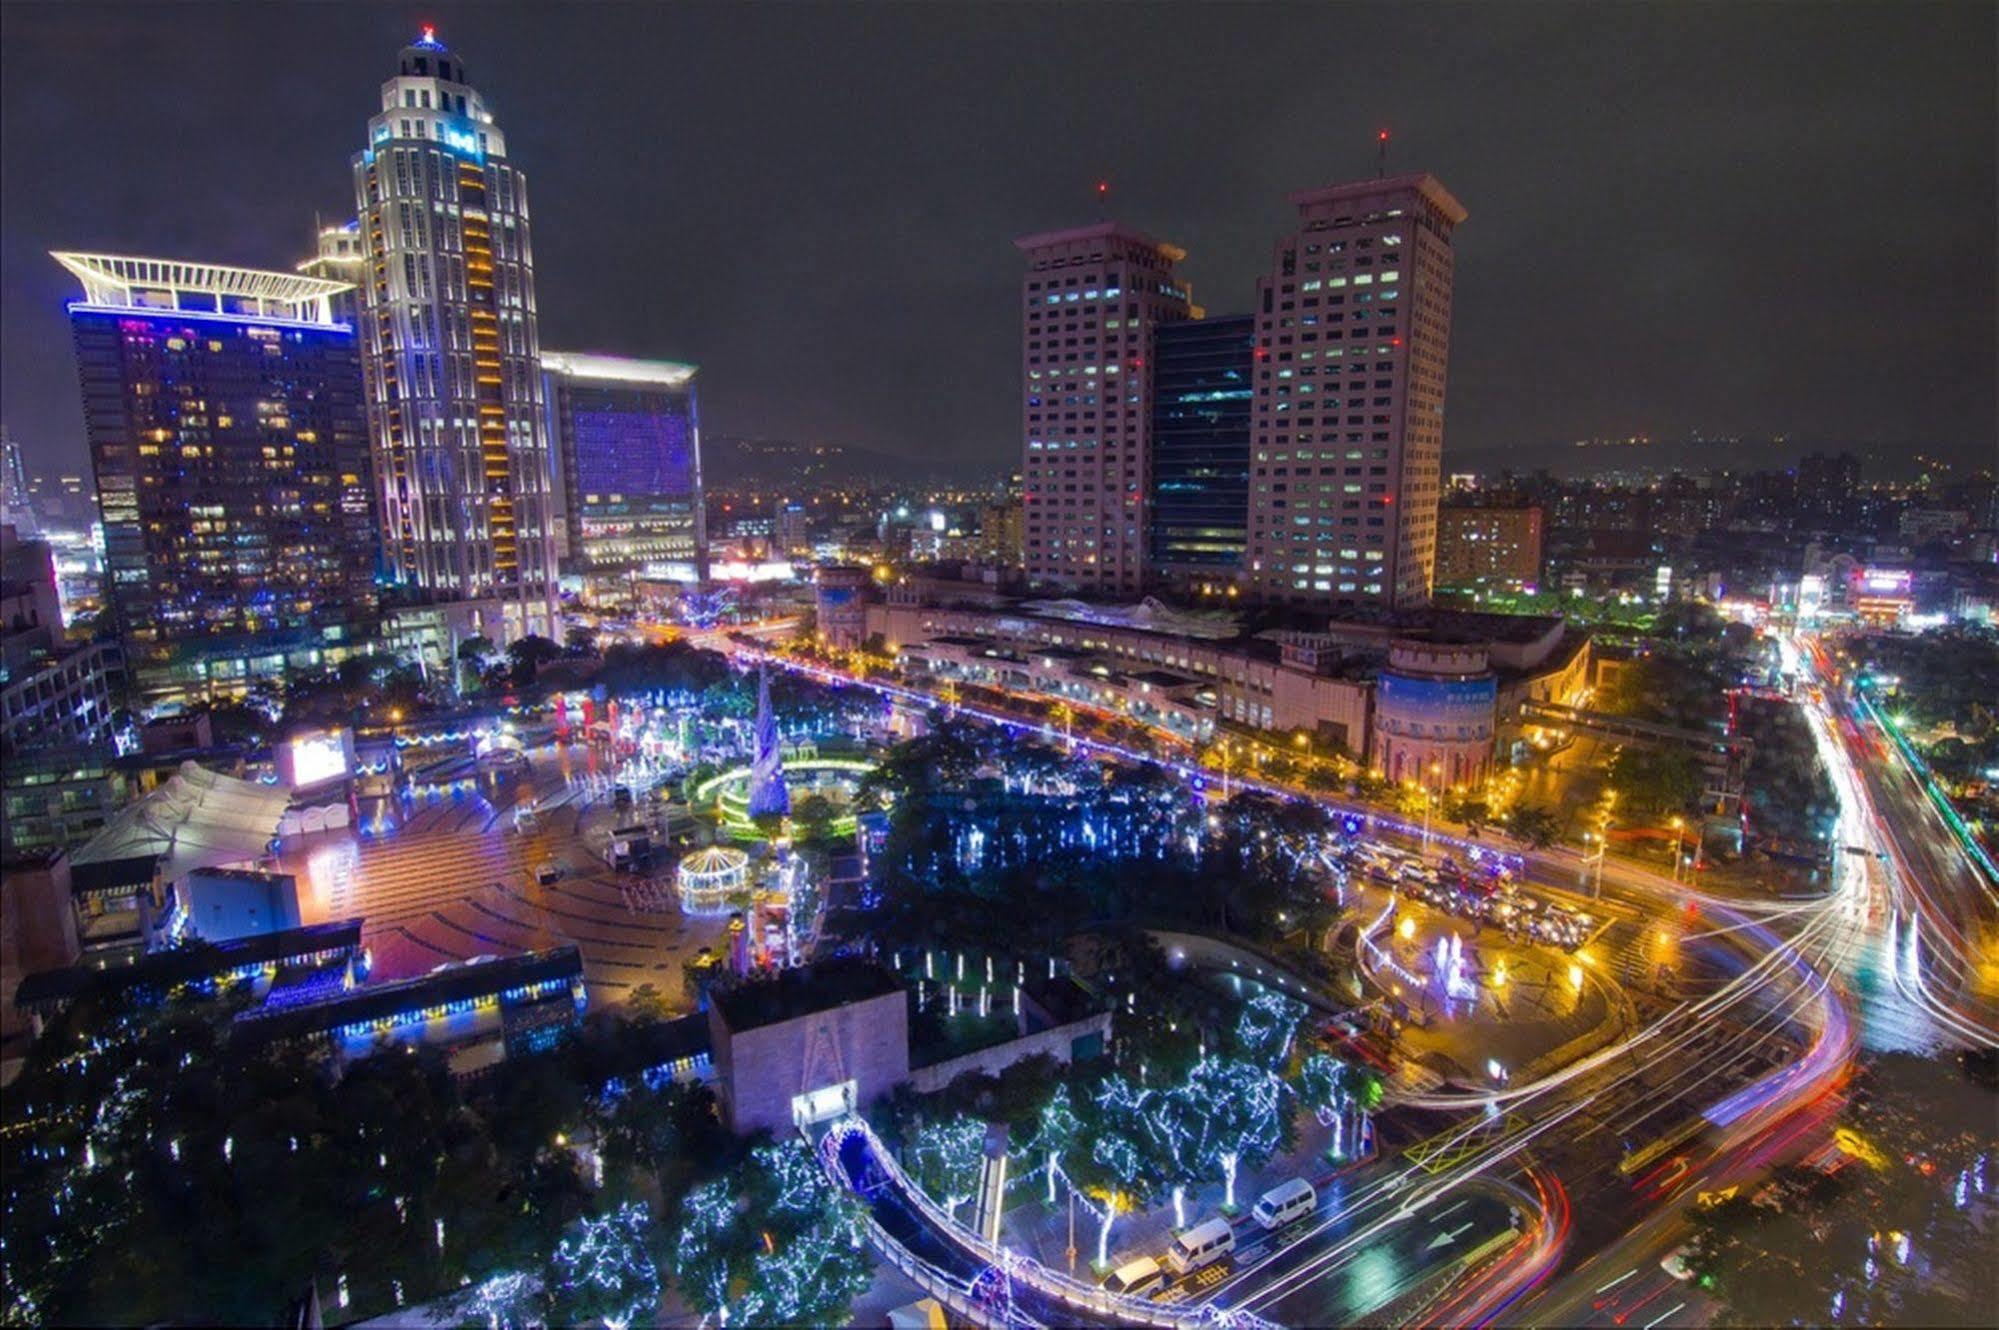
top-left (3, 2), bottom-right (1993, 480)
top-left (2, 10), bottom-right (1994, 1328)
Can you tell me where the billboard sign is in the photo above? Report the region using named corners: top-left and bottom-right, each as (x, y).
top-left (281, 727), bottom-right (354, 790)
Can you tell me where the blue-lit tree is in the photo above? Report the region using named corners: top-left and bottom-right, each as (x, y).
top-left (1233, 990), bottom-right (1307, 1070)
top-left (667, 1139), bottom-right (872, 1327)
top-left (1297, 1052), bottom-right (1375, 1160)
top-left (545, 1202), bottom-right (659, 1330)
top-left (1032, 1085), bottom-right (1084, 1206)
top-left (1072, 1075), bottom-right (1172, 1267)
top-left (904, 1114), bottom-right (986, 1218)
top-left (1180, 1057), bottom-right (1290, 1211)
top-left (670, 1177), bottom-right (739, 1322)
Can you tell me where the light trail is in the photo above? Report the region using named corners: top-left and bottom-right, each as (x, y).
top-left (736, 642), bottom-right (1862, 1325)
top-left (1791, 631), bottom-right (1998, 1048)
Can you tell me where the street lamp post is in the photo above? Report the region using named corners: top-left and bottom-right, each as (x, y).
top-left (1582, 830), bottom-right (1607, 898)
top-left (1669, 816), bottom-right (1686, 883)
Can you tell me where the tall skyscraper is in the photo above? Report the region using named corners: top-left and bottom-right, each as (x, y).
top-left (1244, 174), bottom-right (1466, 609)
top-left (1017, 224), bottom-right (1192, 595)
top-left (0, 427), bottom-right (35, 537)
top-left (541, 352), bottom-right (705, 581)
top-left (351, 28), bottom-right (557, 648)
top-left (1149, 314), bottom-right (1254, 583)
top-left (52, 252), bottom-right (377, 703)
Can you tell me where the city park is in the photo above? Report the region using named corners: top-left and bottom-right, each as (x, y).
top-left (4, 638), bottom-right (1634, 1329)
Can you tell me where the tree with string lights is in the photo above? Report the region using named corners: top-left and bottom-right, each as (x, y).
top-left (544, 1202), bottom-right (660, 1330)
top-left (667, 1139), bottom-right (872, 1326)
top-left (904, 1114), bottom-right (986, 1218)
top-left (1032, 1084), bottom-right (1084, 1206)
top-left (1179, 1057), bottom-right (1291, 1211)
top-left (1233, 989), bottom-right (1307, 1070)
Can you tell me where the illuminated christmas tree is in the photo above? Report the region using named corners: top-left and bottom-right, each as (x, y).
top-left (747, 663), bottom-right (790, 819)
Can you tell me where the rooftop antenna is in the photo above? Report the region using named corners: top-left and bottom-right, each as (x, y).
top-left (1376, 128), bottom-right (1391, 178)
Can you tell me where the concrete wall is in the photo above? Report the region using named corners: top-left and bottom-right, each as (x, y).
top-left (710, 988), bottom-right (910, 1136)
top-left (0, 854), bottom-right (80, 1052)
top-left (908, 1011), bottom-right (1111, 1094)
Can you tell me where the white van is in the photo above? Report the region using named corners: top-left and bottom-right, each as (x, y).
top-left (1251, 1178), bottom-right (1317, 1230)
top-left (1164, 1217), bottom-right (1235, 1275)
top-left (1102, 1256), bottom-right (1165, 1299)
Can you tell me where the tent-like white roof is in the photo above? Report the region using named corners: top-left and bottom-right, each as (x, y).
top-left (70, 761), bottom-right (292, 882)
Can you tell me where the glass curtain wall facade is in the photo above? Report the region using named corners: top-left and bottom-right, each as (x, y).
top-left (1149, 314), bottom-right (1253, 580)
top-left (57, 256), bottom-right (376, 703)
top-left (541, 352), bottom-right (704, 580)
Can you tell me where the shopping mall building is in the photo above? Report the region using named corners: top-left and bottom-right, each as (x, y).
top-left (824, 570), bottom-right (1590, 789)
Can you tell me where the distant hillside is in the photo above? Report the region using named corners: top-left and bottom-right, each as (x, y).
top-left (702, 434), bottom-right (998, 489)
top-left (1444, 434), bottom-right (1948, 481)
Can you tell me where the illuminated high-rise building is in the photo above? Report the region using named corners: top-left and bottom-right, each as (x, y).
top-left (52, 252), bottom-right (376, 703)
top-left (0, 428), bottom-right (35, 537)
top-left (540, 352), bottom-right (704, 580)
top-left (1149, 314), bottom-right (1254, 581)
top-left (1016, 224), bottom-right (1193, 594)
top-left (351, 28), bottom-right (557, 649)
top-left (1244, 174), bottom-right (1465, 609)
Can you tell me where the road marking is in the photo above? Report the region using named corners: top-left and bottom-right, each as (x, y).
top-left (1644, 1301), bottom-right (1687, 1329)
top-left (1594, 1268), bottom-right (1638, 1294)
top-left (1426, 1222), bottom-right (1475, 1251)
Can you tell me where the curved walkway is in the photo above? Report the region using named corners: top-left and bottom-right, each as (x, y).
top-left (819, 1117), bottom-right (1274, 1330)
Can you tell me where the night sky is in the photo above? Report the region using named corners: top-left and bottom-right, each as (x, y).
top-left (3, 2), bottom-right (1993, 479)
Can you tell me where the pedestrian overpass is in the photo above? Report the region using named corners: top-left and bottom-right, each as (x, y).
top-left (813, 1115), bottom-right (1274, 1330)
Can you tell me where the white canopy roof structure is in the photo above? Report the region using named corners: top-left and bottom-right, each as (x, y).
top-left (541, 349), bottom-right (697, 388)
top-left (50, 252), bottom-right (353, 325)
top-left (1017, 594), bottom-right (1241, 640)
top-left (70, 762), bottom-right (292, 882)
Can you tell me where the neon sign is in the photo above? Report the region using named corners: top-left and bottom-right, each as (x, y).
top-left (440, 126), bottom-right (481, 159)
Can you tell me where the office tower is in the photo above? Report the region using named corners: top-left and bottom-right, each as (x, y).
top-left (1, 523), bottom-right (121, 752)
top-left (541, 352), bottom-right (704, 580)
top-left (976, 494), bottom-right (1024, 569)
top-left (1149, 314), bottom-right (1254, 583)
top-left (776, 502), bottom-right (809, 556)
top-left (0, 429), bottom-right (34, 537)
top-left (1795, 451), bottom-right (1860, 530)
top-left (1244, 174), bottom-right (1466, 609)
top-left (1017, 224), bottom-right (1193, 595)
top-left (1435, 503), bottom-right (1544, 589)
top-left (52, 252), bottom-right (376, 704)
top-left (297, 220), bottom-right (367, 326)
top-left (351, 28), bottom-right (557, 647)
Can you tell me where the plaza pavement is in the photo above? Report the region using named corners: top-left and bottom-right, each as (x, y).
top-left (276, 743), bottom-right (730, 1007)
